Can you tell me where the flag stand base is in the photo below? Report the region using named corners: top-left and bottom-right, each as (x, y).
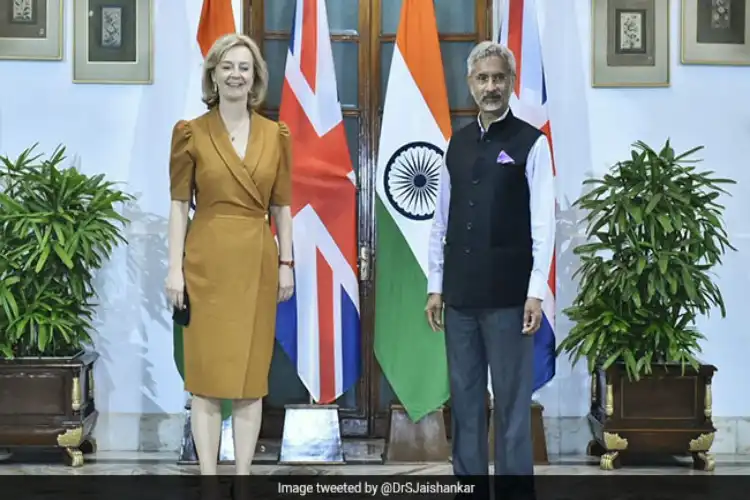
top-left (382, 403), bottom-right (450, 463)
top-left (177, 397), bottom-right (197, 464)
top-left (488, 399), bottom-right (549, 465)
top-left (177, 397), bottom-right (275, 465)
top-left (278, 403), bottom-right (345, 465)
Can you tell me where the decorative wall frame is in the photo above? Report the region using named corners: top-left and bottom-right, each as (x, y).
top-left (591, 0), bottom-right (670, 87)
top-left (73, 0), bottom-right (153, 84)
top-left (0, 0), bottom-right (63, 60)
top-left (681, 0), bottom-right (750, 65)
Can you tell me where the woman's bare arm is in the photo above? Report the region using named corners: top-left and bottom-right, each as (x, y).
top-left (270, 205), bottom-right (293, 261)
top-left (168, 201), bottom-right (190, 272)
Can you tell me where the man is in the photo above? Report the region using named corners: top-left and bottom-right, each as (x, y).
top-left (425, 41), bottom-right (555, 490)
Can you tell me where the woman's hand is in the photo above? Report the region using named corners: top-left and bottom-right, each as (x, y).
top-left (165, 268), bottom-right (185, 309)
top-left (278, 264), bottom-right (294, 302)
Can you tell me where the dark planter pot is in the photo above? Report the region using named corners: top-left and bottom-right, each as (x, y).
top-left (0, 350), bottom-right (99, 467)
top-left (587, 361), bottom-right (716, 471)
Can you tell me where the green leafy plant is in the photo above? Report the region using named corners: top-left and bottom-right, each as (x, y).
top-left (0, 144), bottom-right (134, 358)
top-left (557, 140), bottom-right (736, 380)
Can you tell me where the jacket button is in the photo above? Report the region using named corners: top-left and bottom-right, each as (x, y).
top-left (464, 248), bottom-right (471, 254)
top-left (469, 200), bottom-right (475, 207)
top-left (466, 222), bottom-right (472, 230)
top-left (472, 179), bottom-right (479, 185)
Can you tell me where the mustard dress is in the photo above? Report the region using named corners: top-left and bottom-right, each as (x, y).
top-left (169, 108), bottom-right (292, 399)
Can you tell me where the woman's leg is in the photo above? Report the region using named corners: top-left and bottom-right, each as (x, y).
top-left (231, 398), bottom-right (263, 474)
top-left (190, 395), bottom-right (223, 475)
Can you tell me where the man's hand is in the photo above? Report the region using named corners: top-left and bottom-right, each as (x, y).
top-left (522, 298), bottom-right (543, 335)
top-left (425, 293), bottom-right (444, 332)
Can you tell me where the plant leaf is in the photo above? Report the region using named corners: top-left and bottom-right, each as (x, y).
top-left (557, 139), bottom-right (734, 381)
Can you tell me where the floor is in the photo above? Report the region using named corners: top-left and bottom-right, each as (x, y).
top-left (1, 439), bottom-right (749, 475)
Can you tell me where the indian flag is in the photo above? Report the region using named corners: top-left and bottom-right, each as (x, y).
top-left (374, 0), bottom-right (452, 423)
top-left (174, 0), bottom-right (236, 422)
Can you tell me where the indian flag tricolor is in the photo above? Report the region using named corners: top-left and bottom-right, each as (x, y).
top-left (174, 0), bottom-right (236, 421)
top-left (374, 0), bottom-right (451, 422)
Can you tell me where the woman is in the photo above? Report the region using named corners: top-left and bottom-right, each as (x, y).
top-left (165, 33), bottom-right (294, 476)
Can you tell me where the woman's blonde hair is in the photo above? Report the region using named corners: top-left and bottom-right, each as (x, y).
top-left (201, 33), bottom-right (269, 110)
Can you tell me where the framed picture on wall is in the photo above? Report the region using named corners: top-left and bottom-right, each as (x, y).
top-left (681, 0), bottom-right (750, 65)
top-left (591, 0), bottom-right (670, 87)
top-left (73, 0), bottom-right (153, 84)
top-left (0, 0), bottom-right (63, 60)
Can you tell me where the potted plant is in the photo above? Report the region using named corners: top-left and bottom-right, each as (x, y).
top-left (0, 144), bottom-right (134, 467)
top-left (557, 140), bottom-right (736, 471)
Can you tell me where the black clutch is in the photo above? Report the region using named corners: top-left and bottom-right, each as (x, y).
top-left (172, 287), bottom-right (190, 327)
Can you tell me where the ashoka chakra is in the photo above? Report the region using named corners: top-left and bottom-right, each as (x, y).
top-left (383, 141), bottom-right (444, 221)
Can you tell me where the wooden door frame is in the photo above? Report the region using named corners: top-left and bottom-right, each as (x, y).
top-left (244, 0), bottom-right (493, 440)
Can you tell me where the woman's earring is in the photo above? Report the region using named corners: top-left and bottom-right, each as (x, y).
top-left (213, 82), bottom-right (218, 93)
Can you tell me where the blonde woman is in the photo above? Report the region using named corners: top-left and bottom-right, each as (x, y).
top-left (165, 33), bottom-right (294, 476)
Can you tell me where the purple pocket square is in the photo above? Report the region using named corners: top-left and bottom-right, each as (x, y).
top-left (496, 150), bottom-right (515, 164)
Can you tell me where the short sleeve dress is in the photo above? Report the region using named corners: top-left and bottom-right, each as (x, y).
top-left (168, 108), bottom-right (292, 399)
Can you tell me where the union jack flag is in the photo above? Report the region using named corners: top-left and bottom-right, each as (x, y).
top-left (275, 0), bottom-right (361, 403)
top-left (498, 0), bottom-right (557, 392)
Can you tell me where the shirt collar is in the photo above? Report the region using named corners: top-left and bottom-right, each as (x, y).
top-left (477, 107), bottom-right (511, 136)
